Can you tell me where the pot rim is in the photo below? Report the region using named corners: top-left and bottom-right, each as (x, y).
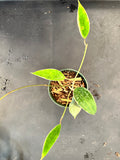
top-left (48, 68), bottom-right (88, 108)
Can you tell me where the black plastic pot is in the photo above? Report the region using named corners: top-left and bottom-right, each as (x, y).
top-left (48, 69), bottom-right (88, 107)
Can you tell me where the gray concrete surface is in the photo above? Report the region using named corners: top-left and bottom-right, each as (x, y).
top-left (0, 1), bottom-right (120, 160)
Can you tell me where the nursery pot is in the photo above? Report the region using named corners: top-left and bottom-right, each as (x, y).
top-left (48, 69), bottom-right (88, 107)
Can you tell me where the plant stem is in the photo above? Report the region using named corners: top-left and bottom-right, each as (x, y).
top-left (68, 77), bottom-right (82, 81)
top-left (61, 99), bottom-right (72, 102)
top-left (59, 39), bottom-right (88, 124)
top-left (72, 39), bottom-right (88, 89)
top-left (59, 91), bottom-right (71, 124)
top-left (0, 84), bottom-right (49, 101)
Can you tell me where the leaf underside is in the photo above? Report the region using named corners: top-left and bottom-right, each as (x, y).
top-left (73, 87), bottom-right (97, 115)
top-left (31, 69), bottom-right (65, 81)
top-left (41, 124), bottom-right (61, 160)
top-left (77, 0), bottom-right (90, 39)
top-left (69, 98), bottom-right (81, 119)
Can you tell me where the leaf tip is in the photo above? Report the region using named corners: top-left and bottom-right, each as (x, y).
top-left (30, 72), bottom-right (34, 75)
top-left (74, 116), bottom-right (77, 119)
top-left (40, 154), bottom-right (44, 160)
top-left (40, 157), bottom-right (43, 160)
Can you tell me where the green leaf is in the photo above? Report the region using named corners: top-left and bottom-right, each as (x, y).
top-left (73, 87), bottom-right (97, 115)
top-left (41, 124), bottom-right (61, 160)
top-left (69, 98), bottom-right (81, 119)
top-left (31, 69), bottom-right (65, 81)
top-left (77, 0), bottom-right (90, 39)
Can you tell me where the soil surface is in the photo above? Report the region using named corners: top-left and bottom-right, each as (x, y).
top-left (50, 70), bottom-right (86, 106)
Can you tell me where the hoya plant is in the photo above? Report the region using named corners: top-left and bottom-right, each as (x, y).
top-left (0, 1), bottom-right (97, 160)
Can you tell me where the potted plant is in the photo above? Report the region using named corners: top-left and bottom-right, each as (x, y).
top-left (0, 1), bottom-right (97, 160)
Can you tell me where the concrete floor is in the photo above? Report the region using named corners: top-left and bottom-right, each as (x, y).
top-left (0, 1), bottom-right (120, 160)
